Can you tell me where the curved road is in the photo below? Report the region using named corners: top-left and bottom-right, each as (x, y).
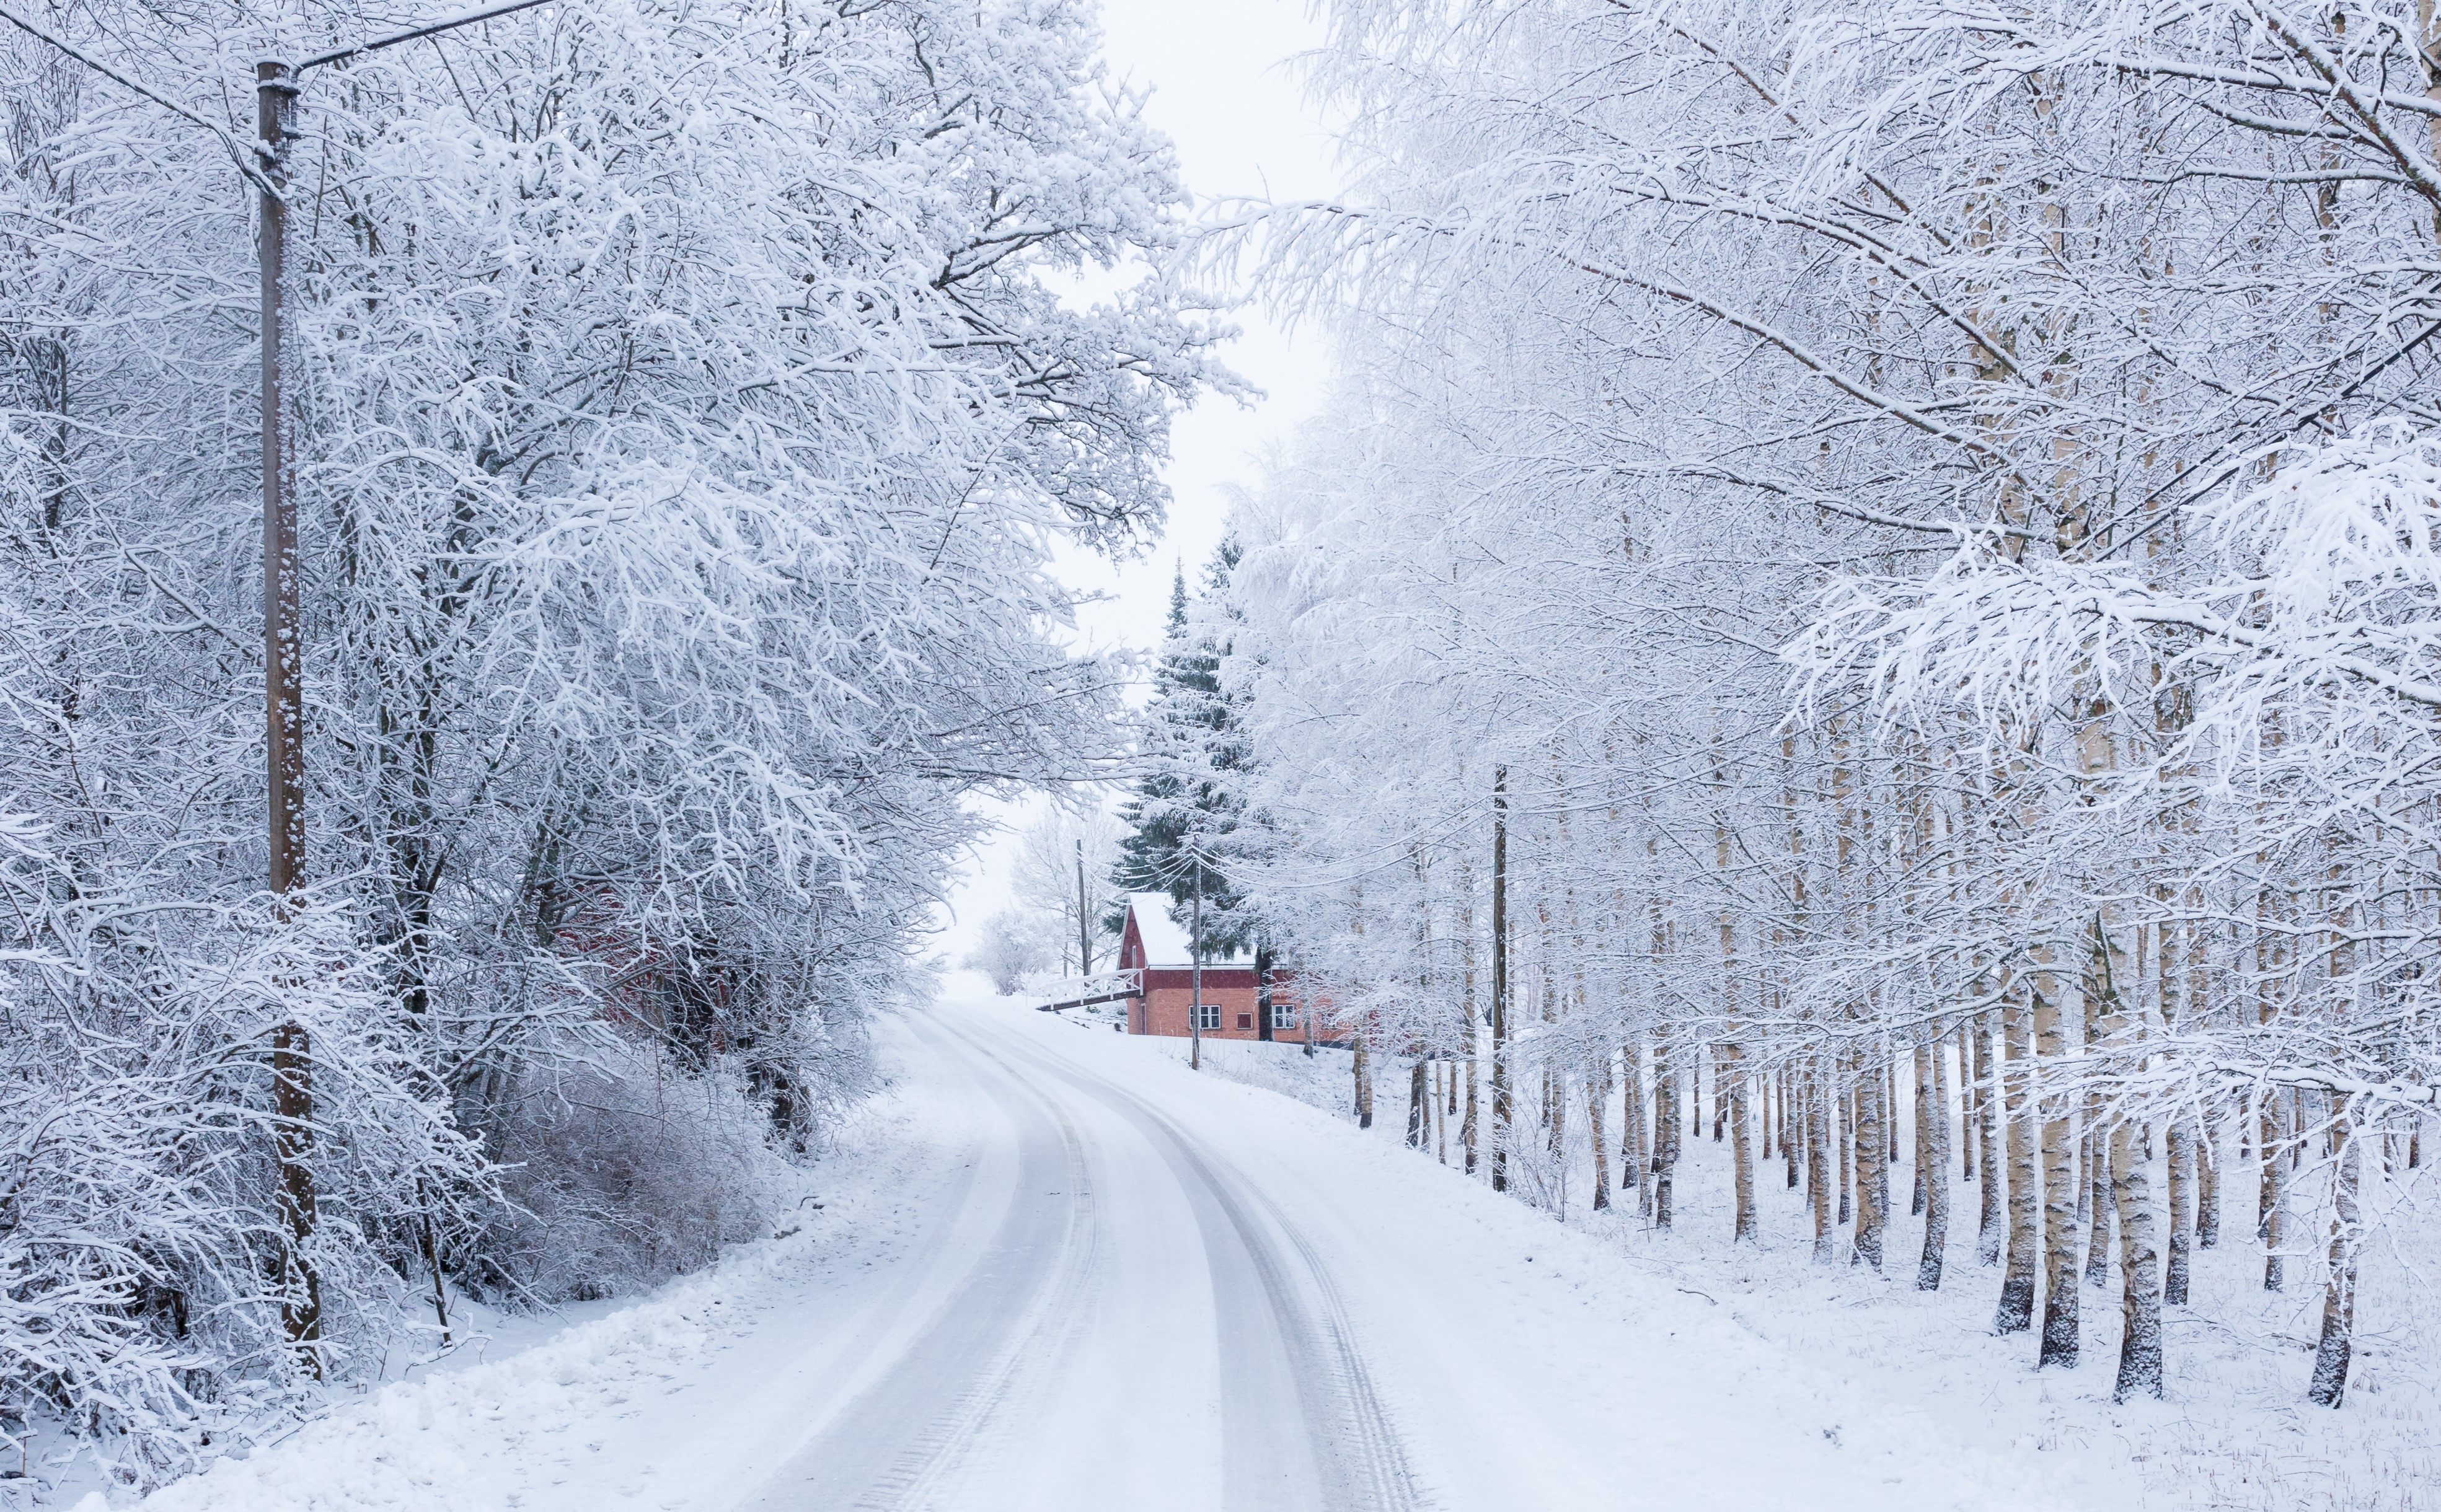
top-left (740, 1001), bottom-right (1422, 1512)
top-left (137, 993), bottom-right (2100, 1512)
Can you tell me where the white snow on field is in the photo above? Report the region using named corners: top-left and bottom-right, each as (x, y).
top-left (1165, 1033), bottom-right (2441, 1512)
top-left (90, 996), bottom-right (2411, 1511)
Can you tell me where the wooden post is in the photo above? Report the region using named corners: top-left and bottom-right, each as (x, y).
top-left (258, 58), bottom-right (320, 1373)
top-left (1075, 838), bottom-right (1093, 977)
top-left (1190, 847), bottom-right (1203, 1072)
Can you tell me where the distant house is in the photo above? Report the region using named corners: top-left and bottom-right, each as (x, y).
top-left (1114, 892), bottom-right (1338, 1045)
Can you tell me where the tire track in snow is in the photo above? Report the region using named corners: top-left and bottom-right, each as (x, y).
top-left (962, 1016), bottom-right (1427, 1512)
top-left (849, 1019), bottom-right (1103, 1511)
top-left (737, 1017), bottom-right (1095, 1511)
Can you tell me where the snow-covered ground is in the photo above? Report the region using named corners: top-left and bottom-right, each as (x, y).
top-left (95, 996), bottom-right (2315, 1511)
top-left (1167, 1033), bottom-right (2441, 1512)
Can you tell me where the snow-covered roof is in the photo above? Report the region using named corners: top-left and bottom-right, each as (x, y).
top-left (1126, 892), bottom-right (1243, 967)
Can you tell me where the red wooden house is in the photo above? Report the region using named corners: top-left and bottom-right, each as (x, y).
top-left (1115, 893), bottom-right (1335, 1044)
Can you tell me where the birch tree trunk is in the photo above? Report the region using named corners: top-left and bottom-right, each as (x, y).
top-left (1978, 1008), bottom-right (2003, 1265)
top-left (1809, 1053), bottom-right (1834, 1262)
top-left (2084, 977), bottom-right (2114, 1291)
top-left (1918, 1032), bottom-right (1952, 1290)
top-left (1587, 1052), bottom-right (1612, 1211)
top-left (2197, 1105), bottom-right (2221, 1252)
top-left (1729, 1042), bottom-right (1755, 1241)
top-left (2111, 1113), bottom-right (2165, 1400)
top-left (1490, 769), bottom-right (1511, 1192)
top-left (2036, 958), bottom-right (2081, 1368)
top-left (1652, 1031), bottom-right (1677, 1230)
top-left (1997, 983), bottom-right (2040, 1333)
top-left (1625, 1034), bottom-right (1650, 1213)
top-left (2307, 1094), bottom-right (2362, 1407)
top-left (2165, 1115), bottom-right (2195, 1306)
top-left (1853, 1044), bottom-right (1887, 1269)
top-left (1912, 1043), bottom-right (1931, 1218)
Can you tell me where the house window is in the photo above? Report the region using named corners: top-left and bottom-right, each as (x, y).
top-left (1193, 1003), bottom-right (1220, 1031)
top-left (1271, 1002), bottom-right (1298, 1030)
top-left (1236, 1011), bottom-right (1254, 1031)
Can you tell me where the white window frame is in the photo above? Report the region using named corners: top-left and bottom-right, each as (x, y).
top-left (1270, 1001), bottom-right (1298, 1031)
top-left (1193, 1002), bottom-right (1221, 1031)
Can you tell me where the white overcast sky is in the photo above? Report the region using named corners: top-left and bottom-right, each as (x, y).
top-left (932, 0), bottom-right (1337, 968)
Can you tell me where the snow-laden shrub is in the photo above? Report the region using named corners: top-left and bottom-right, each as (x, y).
top-left (459, 1041), bottom-right (811, 1307)
top-left (0, 827), bottom-right (486, 1490)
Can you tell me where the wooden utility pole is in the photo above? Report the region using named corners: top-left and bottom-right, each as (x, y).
top-left (257, 58), bottom-right (320, 1368)
top-left (1190, 840), bottom-right (1203, 1072)
top-left (1075, 837), bottom-right (1093, 977)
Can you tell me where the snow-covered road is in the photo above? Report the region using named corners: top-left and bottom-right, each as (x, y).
top-left (129, 997), bottom-right (2101, 1512)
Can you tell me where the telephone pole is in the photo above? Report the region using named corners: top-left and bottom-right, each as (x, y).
top-left (1190, 838), bottom-right (1204, 1072)
top-left (1075, 837), bottom-right (1093, 977)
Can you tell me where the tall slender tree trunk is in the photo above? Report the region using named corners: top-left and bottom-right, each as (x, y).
top-left (1912, 1044), bottom-right (1931, 1217)
top-left (1960, 1019), bottom-right (1978, 1185)
top-left (2111, 1113), bottom-right (2165, 1400)
top-left (1918, 1032), bottom-right (1952, 1290)
top-left (1587, 1052), bottom-right (1612, 1211)
top-left (1784, 1067), bottom-right (1801, 1189)
top-left (2165, 1116), bottom-right (2195, 1306)
top-left (2196, 1104), bottom-right (2221, 1250)
top-left (2261, 1089), bottom-right (2288, 1291)
top-left (1461, 869), bottom-right (1480, 1176)
top-left (2307, 1092), bottom-right (2362, 1407)
top-left (1997, 983), bottom-right (2039, 1333)
top-left (1978, 1008), bottom-right (2003, 1265)
top-left (1625, 1035), bottom-right (1649, 1211)
top-left (2036, 962), bottom-right (2080, 1368)
top-left (1809, 1052), bottom-right (1834, 1262)
top-left (1853, 1045), bottom-right (1887, 1270)
top-left (1729, 1043), bottom-right (1755, 1241)
top-left (1651, 1031), bottom-right (1677, 1229)
top-left (1407, 1057), bottom-right (1428, 1147)
top-left (1490, 770), bottom-right (1511, 1192)
top-left (1839, 1068), bottom-right (1855, 1226)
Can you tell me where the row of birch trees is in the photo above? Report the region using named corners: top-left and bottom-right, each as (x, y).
top-left (1191, 0), bottom-right (2441, 1409)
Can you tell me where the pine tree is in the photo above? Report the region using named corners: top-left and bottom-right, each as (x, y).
top-left (1113, 544), bottom-right (1254, 954)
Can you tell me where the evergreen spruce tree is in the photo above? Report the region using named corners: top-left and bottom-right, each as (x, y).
top-left (1114, 544), bottom-right (1255, 960)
